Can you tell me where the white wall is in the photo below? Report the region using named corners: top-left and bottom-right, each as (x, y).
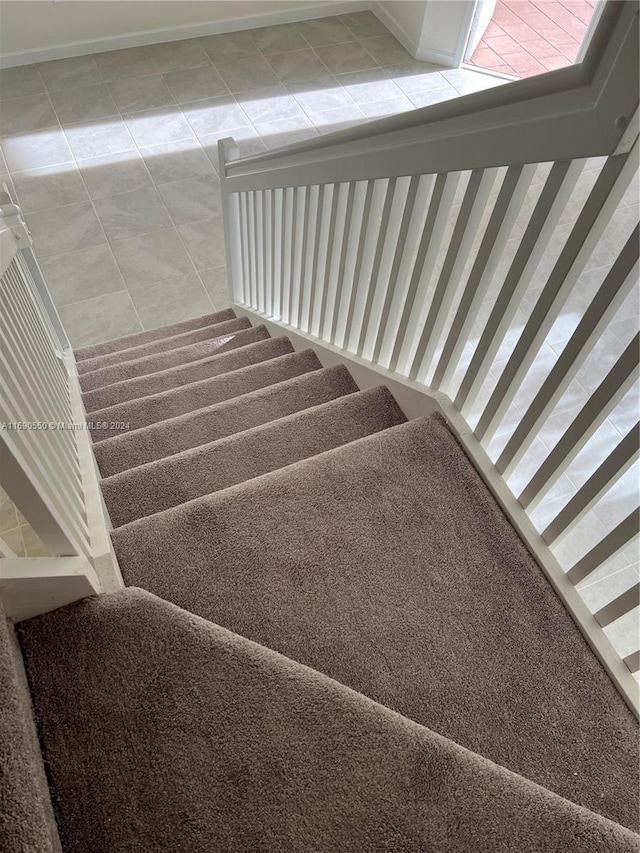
top-left (375, 1), bottom-right (427, 55)
top-left (375, 0), bottom-right (475, 66)
top-left (0, 0), bottom-right (363, 64)
top-left (420, 0), bottom-right (474, 63)
top-left (0, 0), bottom-right (473, 68)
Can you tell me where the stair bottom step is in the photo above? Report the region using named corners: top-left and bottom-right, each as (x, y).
top-left (17, 588), bottom-right (638, 853)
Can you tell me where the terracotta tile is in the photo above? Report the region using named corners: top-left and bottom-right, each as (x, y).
top-left (484, 20), bottom-right (506, 38)
top-left (535, 26), bottom-right (580, 49)
top-left (500, 50), bottom-right (546, 74)
top-left (538, 52), bottom-right (572, 71)
top-left (469, 46), bottom-right (507, 74)
top-left (485, 34), bottom-right (521, 54)
top-left (493, 4), bottom-right (522, 27)
top-left (559, 0), bottom-right (595, 25)
top-left (557, 43), bottom-right (581, 62)
top-left (492, 64), bottom-right (517, 76)
top-left (549, 9), bottom-right (588, 35)
top-left (556, 20), bottom-right (588, 40)
top-left (513, 5), bottom-right (553, 28)
top-left (500, 21), bottom-right (539, 41)
top-left (503, 0), bottom-right (534, 11)
top-left (520, 38), bottom-right (568, 59)
top-left (519, 67), bottom-right (545, 78)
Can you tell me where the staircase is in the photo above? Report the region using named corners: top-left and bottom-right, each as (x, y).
top-left (4, 308), bottom-right (635, 852)
top-left (1, 3), bottom-right (639, 849)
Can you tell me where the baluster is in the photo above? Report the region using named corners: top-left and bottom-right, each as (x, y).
top-left (519, 334), bottom-right (640, 510)
top-left (408, 168), bottom-right (499, 382)
top-left (432, 163), bottom-right (538, 391)
top-left (475, 145), bottom-right (637, 443)
top-left (454, 159), bottom-right (585, 415)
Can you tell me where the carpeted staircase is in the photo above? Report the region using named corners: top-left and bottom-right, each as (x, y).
top-left (5, 308), bottom-right (640, 851)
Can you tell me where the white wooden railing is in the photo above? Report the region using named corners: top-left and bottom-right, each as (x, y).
top-left (0, 190), bottom-right (121, 621)
top-left (219, 1), bottom-right (640, 715)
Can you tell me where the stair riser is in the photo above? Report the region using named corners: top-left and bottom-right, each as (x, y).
top-left (83, 336), bottom-right (294, 416)
top-left (77, 314), bottom-right (245, 374)
top-left (95, 362), bottom-right (349, 477)
top-left (73, 308), bottom-right (236, 361)
top-left (79, 321), bottom-right (261, 392)
top-left (103, 386), bottom-right (404, 526)
top-left (90, 348), bottom-right (321, 444)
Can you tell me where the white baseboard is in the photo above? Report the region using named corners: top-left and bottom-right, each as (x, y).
top-left (372, 2), bottom-right (457, 67)
top-left (416, 46), bottom-right (457, 67)
top-left (0, 1), bottom-right (370, 68)
top-left (371, 2), bottom-right (420, 59)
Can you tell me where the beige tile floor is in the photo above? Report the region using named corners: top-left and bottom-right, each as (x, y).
top-left (0, 12), bottom-right (637, 652)
top-left (0, 12), bottom-right (503, 350)
top-left (0, 487), bottom-right (48, 557)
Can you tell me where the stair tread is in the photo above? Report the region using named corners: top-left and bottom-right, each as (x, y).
top-left (77, 317), bottom-right (251, 378)
top-left (103, 386), bottom-right (404, 526)
top-left (90, 348), bottom-right (320, 443)
top-left (17, 588), bottom-right (637, 853)
top-left (112, 412), bottom-right (639, 829)
top-left (73, 308), bottom-right (236, 362)
top-left (79, 320), bottom-right (262, 392)
top-left (83, 335), bottom-right (295, 418)
top-left (95, 363), bottom-right (355, 477)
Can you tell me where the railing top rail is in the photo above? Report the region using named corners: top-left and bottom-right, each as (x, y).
top-left (221, 1), bottom-right (638, 192)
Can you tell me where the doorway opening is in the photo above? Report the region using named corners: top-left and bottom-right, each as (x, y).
top-left (464, 0), bottom-right (600, 78)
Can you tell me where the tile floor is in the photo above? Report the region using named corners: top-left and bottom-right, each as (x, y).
top-left (0, 11), bottom-right (503, 351)
top-left (469, 0), bottom-right (595, 77)
top-left (0, 487), bottom-right (48, 558)
top-left (0, 12), bottom-right (637, 655)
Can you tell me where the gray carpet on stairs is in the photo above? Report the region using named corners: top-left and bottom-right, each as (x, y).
top-left (78, 321), bottom-right (262, 391)
top-left (112, 413), bottom-right (639, 831)
top-left (77, 315), bottom-right (247, 375)
top-left (89, 348), bottom-right (320, 443)
top-left (94, 364), bottom-right (356, 477)
top-left (73, 309), bottom-right (236, 361)
top-left (17, 589), bottom-right (639, 853)
top-left (83, 336), bottom-right (297, 416)
top-left (102, 387), bottom-right (406, 526)
top-left (1, 608), bottom-right (62, 853)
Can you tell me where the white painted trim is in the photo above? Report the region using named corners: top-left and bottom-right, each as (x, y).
top-left (417, 46), bottom-right (458, 67)
top-left (0, 557), bottom-right (99, 622)
top-left (0, 0), bottom-right (370, 68)
top-left (372, 2), bottom-right (422, 61)
top-left (222, 3), bottom-right (638, 189)
top-left (0, 535), bottom-right (17, 559)
top-left (65, 350), bottom-right (124, 595)
top-left (460, 62), bottom-right (519, 82)
top-left (575, 0), bottom-right (606, 64)
top-left (373, 0), bottom-right (475, 68)
top-left (452, 0), bottom-right (478, 69)
top-left (236, 303), bottom-right (640, 719)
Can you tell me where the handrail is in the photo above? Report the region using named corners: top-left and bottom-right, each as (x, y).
top-left (0, 196), bottom-right (123, 618)
top-left (221, 1), bottom-right (638, 191)
top-left (0, 185), bottom-right (69, 352)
